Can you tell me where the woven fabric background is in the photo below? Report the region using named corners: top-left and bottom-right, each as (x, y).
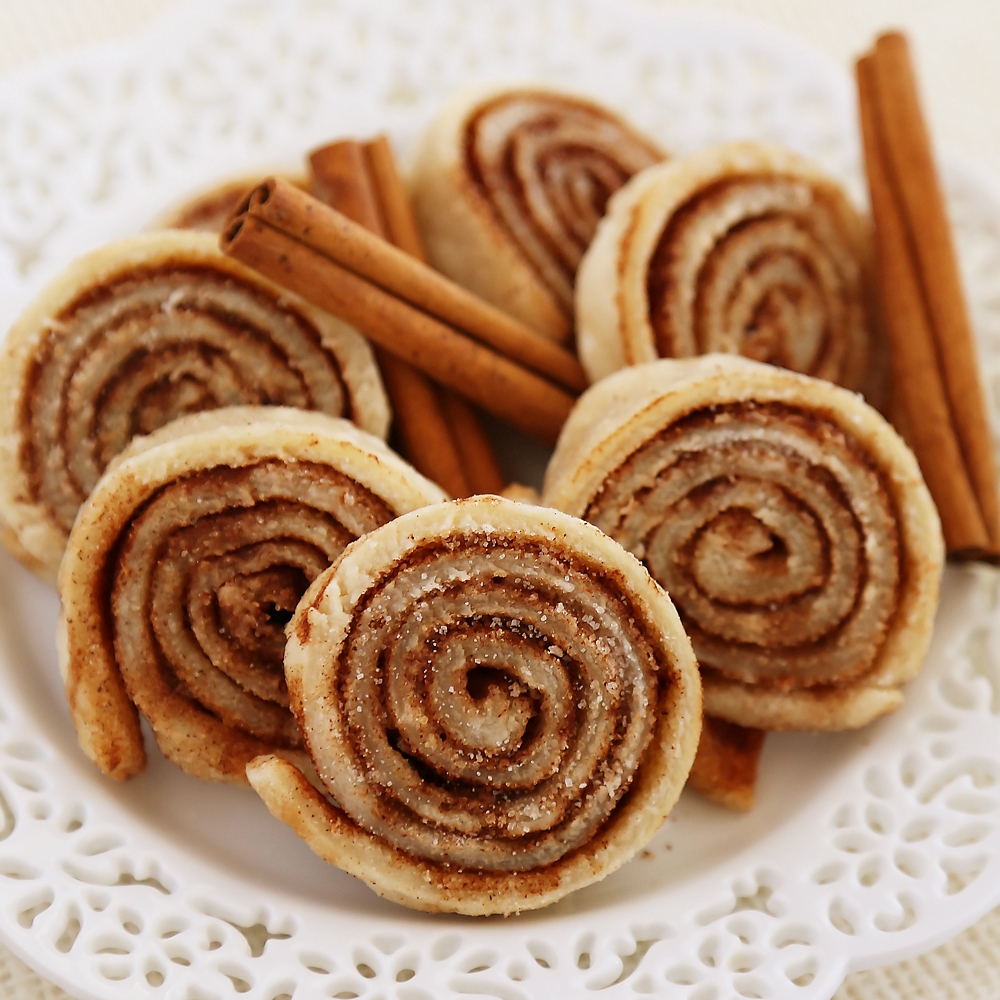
top-left (1, 1), bottom-right (998, 998)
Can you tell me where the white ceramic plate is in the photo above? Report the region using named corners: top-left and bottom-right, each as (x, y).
top-left (3, 2), bottom-right (1000, 999)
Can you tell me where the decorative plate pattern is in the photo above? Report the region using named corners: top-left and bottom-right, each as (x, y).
top-left (2, 2), bottom-right (1000, 999)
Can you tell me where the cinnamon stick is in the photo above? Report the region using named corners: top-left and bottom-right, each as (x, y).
top-left (361, 136), bottom-right (427, 261)
top-left (222, 212), bottom-right (573, 445)
top-left (360, 136), bottom-right (505, 496)
top-left (874, 34), bottom-right (1000, 551)
top-left (309, 142), bottom-right (385, 234)
top-left (857, 56), bottom-right (986, 552)
top-left (440, 391), bottom-right (506, 495)
top-left (857, 35), bottom-right (1000, 559)
top-left (242, 176), bottom-right (587, 394)
top-left (310, 140), bottom-right (471, 498)
top-left (379, 358), bottom-right (471, 498)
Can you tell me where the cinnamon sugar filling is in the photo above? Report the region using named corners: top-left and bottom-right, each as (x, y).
top-left (303, 537), bottom-right (666, 872)
top-left (586, 403), bottom-right (901, 689)
top-left (466, 93), bottom-right (661, 308)
top-left (20, 265), bottom-right (352, 532)
top-left (110, 460), bottom-right (392, 749)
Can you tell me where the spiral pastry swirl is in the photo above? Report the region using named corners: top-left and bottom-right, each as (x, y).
top-left (0, 230), bottom-right (389, 581)
top-left (411, 86), bottom-right (662, 342)
top-left (58, 407), bottom-right (445, 783)
top-left (248, 496), bottom-right (701, 915)
top-left (544, 356), bottom-right (943, 731)
top-left (576, 143), bottom-right (876, 393)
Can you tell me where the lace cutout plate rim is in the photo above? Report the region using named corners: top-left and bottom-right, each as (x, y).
top-left (3, 2), bottom-right (1000, 999)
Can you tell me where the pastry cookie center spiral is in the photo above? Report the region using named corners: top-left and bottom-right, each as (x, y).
top-left (681, 486), bottom-right (826, 606)
top-left (113, 460), bottom-right (393, 745)
top-left (311, 539), bottom-right (663, 872)
top-left (25, 268), bottom-right (352, 533)
top-left (588, 403), bottom-right (901, 688)
top-left (468, 94), bottom-right (661, 306)
top-left (647, 177), bottom-right (862, 383)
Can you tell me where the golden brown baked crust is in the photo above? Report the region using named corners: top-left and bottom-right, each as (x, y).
top-left (57, 406), bottom-right (445, 784)
top-left (410, 84), bottom-right (663, 343)
top-left (543, 355), bottom-right (944, 731)
top-left (576, 142), bottom-right (878, 395)
top-left (249, 496), bottom-right (702, 914)
top-left (0, 230), bottom-right (389, 581)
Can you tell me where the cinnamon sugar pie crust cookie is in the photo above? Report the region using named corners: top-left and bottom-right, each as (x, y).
top-left (57, 406), bottom-right (445, 785)
top-left (410, 85), bottom-right (663, 344)
top-left (248, 496), bottom-right (702, 915)
top-left (0, 230), bottom-right (389, 581)
top-left (576, 142), bottom-right (877, 395)
top-left (544, 355), bottom-right (943, 732)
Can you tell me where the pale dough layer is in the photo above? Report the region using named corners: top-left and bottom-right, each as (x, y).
top-left (148, 171), bottom-right (308, 232)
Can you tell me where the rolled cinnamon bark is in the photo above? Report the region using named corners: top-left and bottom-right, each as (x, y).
top-left (310, 142), bottom-right (382, 226)
top-left (362, 136), bottom-right (427, 258)
top-left (221, 208), bottom-right (574, 444)
top-left (228, 177), bottom-right (586, 393)
top-left (151, 174), bottom-right (308, 233)
top-left (58, 406), bottom-right (446, 783)
top-left (439, 391), bottom-right (505, 495)
top-left (248, 496), bottom-right (702, 915)
top-left (544, 356), bottom-right (943, 731)
top-left (309, 137), bottom-right (481, 499)
top-left (577, 142), bottom-right (877, 396)
top-left (376, 357), bottom-right (470, 499)
top-left (0, 231), bottom-right (389, 581)
top-left (857, 35), bottom-right (1000, 559)
top-left (410, 86), bottom-right (663, 342)
top-left (361, 135), bottom-right (506, 496)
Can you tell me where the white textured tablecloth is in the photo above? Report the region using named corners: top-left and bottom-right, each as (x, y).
top-left (2, 1), bottom-right (999, 998)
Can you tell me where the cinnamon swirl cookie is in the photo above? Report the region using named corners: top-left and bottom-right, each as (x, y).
top-left (410, 86), bottom-right (663, 343)
top-left (58, 407), bottom-right (445, 783)
top-left (0, 230), bottom-right (388, 581)
top-left (577, 143), bottom-right (876, 393)
top-left (248, 496), bottom-right (701, 915)
top-left (544, 356), bottom-right (943, 731)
